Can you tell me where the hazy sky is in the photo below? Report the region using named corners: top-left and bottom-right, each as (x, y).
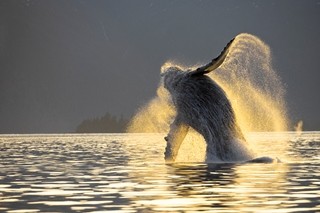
top-left (0, 0), bottom-right (319, 133)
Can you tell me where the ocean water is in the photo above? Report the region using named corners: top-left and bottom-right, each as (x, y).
top-left (0, 132), bottom-right (319, 213)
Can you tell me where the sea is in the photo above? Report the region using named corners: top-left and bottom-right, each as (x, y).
top-left (0, 132), bottom-right (319, 213)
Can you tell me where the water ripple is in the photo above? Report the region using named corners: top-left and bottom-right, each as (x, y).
top-left (0, 133), bottom-right (319, 212)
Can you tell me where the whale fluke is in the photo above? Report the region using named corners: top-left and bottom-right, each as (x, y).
top-left (191, 38), bottom-right (235, 76)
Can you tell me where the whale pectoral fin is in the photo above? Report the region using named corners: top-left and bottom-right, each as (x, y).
top-left (191, 37), bottom-right (235, 76)
top-left (164, 120), bottom-right (189, 163)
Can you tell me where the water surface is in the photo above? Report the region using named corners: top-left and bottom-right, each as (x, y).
top-left (0, 132), bottom-right (319, 212)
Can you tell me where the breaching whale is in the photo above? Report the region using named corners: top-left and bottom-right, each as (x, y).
top-left (162, 38), bottom-right (254, 163)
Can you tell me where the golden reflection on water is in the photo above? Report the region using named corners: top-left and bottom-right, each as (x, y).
top-left (122, 161), bottom-right (291, 212)
top-left (0, 133), bottom-right (319, 212)
top-left (122, 133), bottom-right (319, 212)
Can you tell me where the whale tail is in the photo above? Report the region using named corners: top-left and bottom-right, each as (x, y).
top-left (191, 38), bottom-right (235, 76)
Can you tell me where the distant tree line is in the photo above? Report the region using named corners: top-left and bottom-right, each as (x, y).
top-left (75, 113), bottom-right (129, 133)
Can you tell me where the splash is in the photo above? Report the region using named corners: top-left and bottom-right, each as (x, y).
top-left (127, 33), bottom-right (288, 134)
top-left (127, 86), bottom-right (175, 133)
top-left (212, 33), bottom-right (288, 132)
top-left (294, 120), bottom-right (303, 135)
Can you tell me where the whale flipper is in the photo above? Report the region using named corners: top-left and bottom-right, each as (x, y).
top-left (191, 38), bottom-right (235, 76)
top-left (164, 117), bottom-right (189, 163)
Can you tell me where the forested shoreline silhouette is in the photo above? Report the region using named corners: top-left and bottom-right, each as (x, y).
top-left (76, 113), bottom-right (128, 133)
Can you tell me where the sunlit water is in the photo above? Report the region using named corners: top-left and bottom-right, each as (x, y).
top-left (0, 132), bottom-right (319, 212)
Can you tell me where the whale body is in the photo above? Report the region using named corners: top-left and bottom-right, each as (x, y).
top-left (162, 38), bottom-right (254, 162)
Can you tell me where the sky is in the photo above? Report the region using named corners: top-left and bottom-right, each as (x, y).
top-left (0, 0), bottom-right (319, 133)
